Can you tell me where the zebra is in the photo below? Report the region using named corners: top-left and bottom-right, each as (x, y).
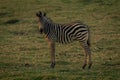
top-left (36, 11), bottom-right (92, 69)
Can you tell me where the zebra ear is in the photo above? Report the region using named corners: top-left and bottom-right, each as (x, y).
top-left (39, 11), bottom-right (42, 15)
top-left (43, 12), bottom-right (46, 16)
top-left (36, 11), bottom-right (42, 17)
top-left (36, 12), bottom-right (39, 17)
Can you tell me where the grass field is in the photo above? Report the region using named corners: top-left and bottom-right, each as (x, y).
top-left (0, 0), bottom-right (120, 80)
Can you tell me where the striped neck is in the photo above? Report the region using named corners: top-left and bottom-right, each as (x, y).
top-left (43, 20), bottom-right (54, 35)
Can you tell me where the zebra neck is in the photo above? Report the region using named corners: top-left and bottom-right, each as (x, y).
top-left (44, 22), bottom-right (54, 35)
top-left (43, 22), bottom-right (61, 39)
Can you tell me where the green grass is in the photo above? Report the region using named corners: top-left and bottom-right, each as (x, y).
top-left (0, 0), bottom-right (120, 80)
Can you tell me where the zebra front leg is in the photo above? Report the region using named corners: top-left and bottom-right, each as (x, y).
top-left (49, 42), bottom-right (55, 68)
top-left (46, 37), bottom-right (56, 68)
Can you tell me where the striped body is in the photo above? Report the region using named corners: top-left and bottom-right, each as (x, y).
top-left (36, 11), bottom-right (92, 69)
top-left (44, 22), bottom-right (89, 45)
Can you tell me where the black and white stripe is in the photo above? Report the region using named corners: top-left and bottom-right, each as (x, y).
top-left (36, 11), bottom-right (92, 69)
top-left (43, 19), bottom-right (90, 45)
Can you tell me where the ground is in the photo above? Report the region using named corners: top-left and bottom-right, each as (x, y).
top-left (0, 0), bottom-right (120, 80)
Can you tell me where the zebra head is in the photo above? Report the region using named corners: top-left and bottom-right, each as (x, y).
top-left (36, 11), bottom-right (46, 34)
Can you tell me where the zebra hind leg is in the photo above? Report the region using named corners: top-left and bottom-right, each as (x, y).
top-left (81, 42), bottom-right (92, 69)
top-left (82, 46), bottom-right (87, 69)
top-left (87, 46), bottom-right (92, 69)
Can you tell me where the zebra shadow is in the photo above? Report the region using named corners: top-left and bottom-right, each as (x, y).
top-left (0, 12), bottom-right (8, 17)
top-left (4, 19), bottom-right (19, 24)
top-left (101, 59), bottom-right (120, 67)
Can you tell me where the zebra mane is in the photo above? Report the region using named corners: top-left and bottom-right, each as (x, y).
top-left (46, 17), bottom-right (53, 22)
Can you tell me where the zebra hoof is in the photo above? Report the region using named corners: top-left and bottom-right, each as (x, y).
top-left (88, 63), bottom-right (92, 69)
top-left (50, 62), bottom-right (55, 69)
top-left (82, 64), bottom-right (87, 69)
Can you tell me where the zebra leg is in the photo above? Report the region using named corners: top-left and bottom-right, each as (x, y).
top-left (49, 42), bottom-right (55, 68)
top-left (81, 42), bottom-right (92, 69)
top-left (46, 37), bottom-right (56, 68)
top-left (82, 50), bottom-right (87, 69)
top-left (88, 47), bottom-right (92, 69)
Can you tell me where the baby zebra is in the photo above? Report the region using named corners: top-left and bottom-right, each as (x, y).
top-left (36, 11), bottom-right (92, 69)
